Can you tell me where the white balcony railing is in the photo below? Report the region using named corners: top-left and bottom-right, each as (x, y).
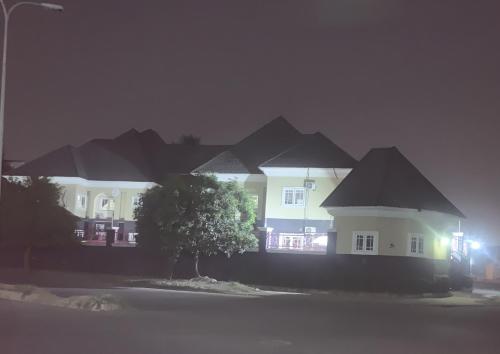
top-left (94, 210), bottom-right (114, 219)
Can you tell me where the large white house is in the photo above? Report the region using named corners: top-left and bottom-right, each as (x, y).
top-left (4, 117), bottom-right (465, 262)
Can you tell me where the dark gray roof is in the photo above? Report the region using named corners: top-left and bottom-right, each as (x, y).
top-left (158, 144), bottom-right (228, 175)
top-left (75, 139), bottom-right (152, 181)
top-left (8, 145), bottom-right (87, 178)
top-left (229, 116), bottom-right (303, 174)
top-left (193, 150), bottom-right (251, 174)
top-left (321, 147), bottom-right (465, 218)
top-left (8, 117), bottom-right (357, 181)
top-left (197, 116), bottom-right (309, 174)
top-left (260, 132), bottom-right (357, 169)
top-left (7, 129), bottom-right (226, 182)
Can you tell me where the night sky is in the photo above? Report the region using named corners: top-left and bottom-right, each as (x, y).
top-left (3, 0), bottom-right (500, 244)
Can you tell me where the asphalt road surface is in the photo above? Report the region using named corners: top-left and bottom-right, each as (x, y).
top-left (1, 287), bottom-right (500, 354)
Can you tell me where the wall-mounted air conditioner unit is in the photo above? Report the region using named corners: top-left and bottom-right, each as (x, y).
top-left (304, 179), bottom-right (316, 190)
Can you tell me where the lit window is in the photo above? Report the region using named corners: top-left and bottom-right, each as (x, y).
top-left (418, 238), bottom-right (424, 254)
top-left (295, 189), bottom-right (304, 205)
top-left (76, 194), bottom-right (87, 210)
top-left (410, 236), bottom-right (417, 253)
top-left (366, 235), bottom-right (374, 251)
top-left (356, 235), bottom-right (364, 251)
top-left (98, 197), bottom-right (115, 211)
top-left (409, 234), bottom-right (425, 256)
top-left (282, 187), bottom-right (306, 207)
top-left (128, 232), bottom-right (138, 243)
top-left (352, 231), bottom-right (378, 255)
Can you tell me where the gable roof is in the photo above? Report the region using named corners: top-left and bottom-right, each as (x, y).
top-left (321, 147), bottom-right (465, 218)
top-left (193, 150), bottom-right (251, 174)
top-left (260, 132), bottom-right (357, 169)
top-left (196, 116), bottom-right (329, 174)
top-left (229, 116), bottom-right (303, 173)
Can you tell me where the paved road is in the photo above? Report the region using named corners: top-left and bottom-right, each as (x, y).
top-left (1, 287), bottom-right (500, 354)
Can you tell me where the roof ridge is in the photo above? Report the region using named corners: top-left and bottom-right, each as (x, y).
top-left (259, 132), bottom-right (357, 169)
top-left (257, 134), bottom-right (305, 167)
top-left (373, 147), bottom-right (396, 207)
top-left (234, 116), bottom-right (300, 145)
top-left (192, 149), bottom-right (251, 174)
top-left (68, 145), bottom-right (88, 179)
top-left (392, 147), bottom-right (464, 217)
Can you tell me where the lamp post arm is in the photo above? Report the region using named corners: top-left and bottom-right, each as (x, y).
top-left (0, 1), bottom-right (62, 198)
top-left (0, 1), bottom-right (7, 18)
top-left (7, 2), bottom-right (45, 16)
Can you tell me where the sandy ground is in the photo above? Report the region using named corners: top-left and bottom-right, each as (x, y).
top-left (3, 285), bottom-right (500, 354)
top-left (127, 276), bottom-right (282, 296)
top-left (2, 267), bottom-right (500, 307)
top-left (0, 282), bottom-right (122, 311)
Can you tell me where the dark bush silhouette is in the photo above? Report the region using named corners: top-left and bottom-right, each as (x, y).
top-left (0, 177), bottom-right (79, 270)
top-left (177, 134), bottom-right (201, 146)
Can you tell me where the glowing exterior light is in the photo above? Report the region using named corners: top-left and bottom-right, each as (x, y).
top-left (470, 241), bottom-right (481, 250)
top-left (440, 237), bottom-right (450, 246)
top-left (452, 231), bottom-right (464, 237)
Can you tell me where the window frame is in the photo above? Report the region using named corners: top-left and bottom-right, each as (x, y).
top-left (76, 193), bottom-right (87, 210)
top-left (249, 194), bottom-right (259, 211)
top-left (97, 196), bottom-right (115, 211)
top-left (352, 231), bottom-right (379, 255)
top-left (281, 187), bottom-right (306, 208)
top-left (408, 233), bottom-right (425, 257)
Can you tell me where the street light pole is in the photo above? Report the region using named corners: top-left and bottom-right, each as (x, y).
top-left (0, 1), bottom-right (63, 199)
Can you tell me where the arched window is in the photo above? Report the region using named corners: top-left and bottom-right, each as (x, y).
top-left (94, 193), bottom-right (115, 220)
top-left (95, 194), bottom-right (115, 211)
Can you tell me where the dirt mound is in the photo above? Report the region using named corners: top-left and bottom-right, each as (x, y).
top-left (0, 283), bottom-right (122, 311)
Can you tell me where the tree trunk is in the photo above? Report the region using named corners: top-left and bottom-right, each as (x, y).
top-left (166, 255), bottom-right (177, 280)
top-left (23, 246), bottom-right (32, 272)
top-left (194, 251), bottom-right (201, 278)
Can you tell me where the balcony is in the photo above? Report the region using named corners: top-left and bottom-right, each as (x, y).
top-left (94, 210), bottom-right (114, 220)
top-left (266, 232), bottom-right (328, 255)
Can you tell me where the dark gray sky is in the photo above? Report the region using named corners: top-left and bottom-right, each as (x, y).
top-left (4, 0), bottom-right (500, 244)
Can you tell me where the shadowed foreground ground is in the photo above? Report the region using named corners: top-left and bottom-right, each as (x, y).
top-left (2, 286), bottom-right (500, 354)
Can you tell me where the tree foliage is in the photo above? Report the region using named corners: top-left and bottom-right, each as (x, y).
top-left (177, 134), bottom-right (201, 146)
top-left (134, 175), bottom-right (257, 277)
top-left (0, 177), bottom-right (79, 269)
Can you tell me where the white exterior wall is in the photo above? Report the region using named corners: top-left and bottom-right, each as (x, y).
top-left (264, 176), bottom-right (338, 221)
top-left (329, 207), bottom-right (459, 260)
top-left (259, 167), bottom-right (349, 223)
top-left (51, 177), bottom-right (155, 221)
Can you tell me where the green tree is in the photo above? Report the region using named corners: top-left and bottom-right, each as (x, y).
top-left (0, 177), bottom-right (79, 271)
top-left (134, 175), bottom-right (257, 278)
